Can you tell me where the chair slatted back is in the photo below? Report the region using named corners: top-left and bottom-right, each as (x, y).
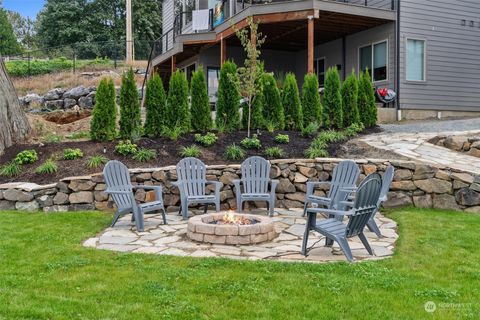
top-left (328, 160), bottom-right (360, 208)
top-left (176, 157), bottom-right (207, 197)
top-left (241, 156), bottom-right (270, 194)
top-left (379, 165), bottom-right (395, 205)
top-left (346, 176), bottom-right (382, 237)
top-left (103, 160), bottom-right (133, 210)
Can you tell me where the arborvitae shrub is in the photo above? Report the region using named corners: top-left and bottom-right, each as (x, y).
top-left (190, 68), bottom-right (213, 132)
top-left (215, 60), bottom-right (241, 132)
top-left (323, 67), bottom-right (343, 129)
top-left (262, 72), bottom-right (284, 130)
top-left (119, 68), bottom-right (141, 139)
top-left (242, 76), bottom-right (264, 130)
top-left (144, 74), bottom-right (167, 137)
top-left (302, 73), bottom-right (322, 127)
top-left (90, 77), bottom-right (116, 141)
top-left (341, 71), bottom-right (360, 127)
top-left (358, 69), bottom-right (377, 127)
top-left (167, 70), bottom-right (191, 133)
top-left (281, 73), bottom-right (303, 130)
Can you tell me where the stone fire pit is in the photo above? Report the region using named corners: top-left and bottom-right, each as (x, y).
top-left (187, 212), bottom-right (278, 245)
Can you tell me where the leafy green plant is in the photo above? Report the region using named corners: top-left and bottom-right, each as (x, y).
top-left (144, 74), bottom-right (167, 137)
top-left (66, 131), bottom-right (90, 140)
top-left (216, 60), bottom-right (241, 132)
top-left (274, 134), bottom-right (289, 144)
top-left (282, 72), bottom-right (303, 130)
top-left (115, 140), bottom-right (138, 156)
top-left (317, 130), bottom-right (346, 144)
top-left (304, 146), bottom-right (328, 159)
top-left (0, 161), bottom-right (22, 177)
top-left (194, 132), bottom-right (218, 147)
top-left (15, 150), bottom-right (38, 165)
top-left (262, 72), bottom-right (285, 130)
top-left (344, 122), bottom-right (365, 137)
top-left (265, 121), bottom-right (275, 133)
top-left (133, 148), bottom-right (157, 162)
top-left (323, 67), bottom-right (343, 128)
top-left (119, 68), bottom-right (141, 139)
top-left (190, 68), bottom-right (213, 132)
top-left (301, 122), bottom-right (320, 138)
top-left (241, 134), bottom-right (261, 149)
top-left (179, 145), bottom-right (201, 158)
top-left (63, 148), bottom-right (84, 160)
top-left (341, 70), bottom-right (360, 127)
top-left (42, 134), bottom-right (63, 143)
top-left (358, 68), bottom-right (377, 127)
top-left (86, 155), bottom-right (109, 169)
top-left (161, 126), bottom-right (183, 141)
top-left (310, 137), bottom-right (328, 150)
top-left (265, 147), bottom-right (284, 159)
top-left (91, 77), bottom-right (117, 141)
top-left (302, 73), bottom-right (322, 127)
top-left (36, 159), bottom-right (58, 174)
top-left (224, 144), bottom-right (246, 161)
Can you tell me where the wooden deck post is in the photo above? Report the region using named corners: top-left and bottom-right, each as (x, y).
top-left (220, 37), bottom-right (226, 66)
top-left (171, 55), bottom-right (176, 73)
top-left (307, 16), bottom-right (314, 74)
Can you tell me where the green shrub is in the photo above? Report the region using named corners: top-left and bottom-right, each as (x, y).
top-left (194, 132), bottom-right (218, 147)
top-left (301, 122), bottom-right (320, 138)
top-left (66, 131), bottom-right (90, 140)
top-left (86, 155), bottom-right (109, 169)
top-left (341, 71), bottom-right (360, 127)
top-left (0, 161), bottom-right (22, 177)
top-left (190, 68), bottom-right (213, 132)
top-left (115, 140), bottom-right (138, 156)
top-left (274, 134), bottom-right (289, 144)
top-left (310, 137), bottom-right (328, 150)
top-left (216, 60), bottom-right (241, 132)
top-left (144, 74), bottom-right (167, 137)
top-left (161, 126), bottom-right (183, 141)
top-left (119, 68), bottom-right (141, 139)
top-left (5, 57), bottom-right (72, 77)
top-left (167, 70), bottom-right (191, 133)
top-left (302, 73), bottom-right (322, 127)
top-left (36, 159), bottom-right (58, 174)
top-left (323, 67), bottom-right (343, 128)
top-left (241, 135), bottom-right (261, 149)
top-left (317, 130), bottom-right (346, 144)
top-left (179, 145), bottom-right (201, 158)
top-left (344, 122), bottom-right (365, 137)
top-left (133, 148), bottom-right (157, 162)
top-left (224, 144), bottom-right (246, 161)
top-left (282, 73), bottom-right (303, 130)
top-left (265, 147), bottom-right (284, 159)
top-left (304, 146), bottom-right (328, 159)
top-left (42, 134), bottom-right (63, 143)
top-left (262, 72), bottom-right (284, 130)
top-left (15, 150), bottom-right (38, 165)
top-left (63, 148), bottom-right (84, 160)
top-left (358, 69), bottom-right (377, 127)
top-left (91, 77), bottom-right (117, 141)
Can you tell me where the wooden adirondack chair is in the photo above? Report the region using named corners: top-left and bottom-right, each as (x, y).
top-left (103, 160), bottom-right (166, 232)
top-left (302, 160), bottom-right (360, 216)
top-left (233, 156), bottom-right (279, 217)
top-left (173, 157), bottom-right (222, 219)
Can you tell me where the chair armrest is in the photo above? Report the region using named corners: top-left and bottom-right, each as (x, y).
top-left (306, 181), bottom-right (330, 196)
top-left (171, 181), bottom-right (182, 187)
top-left (339, 200), bottom-right (354, 208)
top-left (133, 185), bottom-right (163, 200)
top-left (306, 207), bottom-right (354, 217)
top-left (270, 179), bottom-right (279, 192)
top-left (379, 195), bottom-right (387, 202)
top-left (105, 189), bottom-right (132, 195)
top-left (232, 179), bottom-right (242, 194)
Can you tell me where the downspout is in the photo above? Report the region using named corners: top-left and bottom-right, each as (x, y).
top-left (395, 0), bottom-right (401, 120)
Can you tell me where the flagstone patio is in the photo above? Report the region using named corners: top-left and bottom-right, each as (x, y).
top-left (84, 208), bottom-right (398, 263)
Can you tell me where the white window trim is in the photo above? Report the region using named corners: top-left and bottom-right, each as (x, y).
top-left (357, 38), bottom-right (388, 83)
top-left (315, 56), bottom-right (326, 87)
top-left (405, 37), bottom-right (427, 82)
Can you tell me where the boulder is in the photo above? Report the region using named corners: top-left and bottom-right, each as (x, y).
top-left (3, 188), bottom-right (34, 202)
top-left (362, 164), bottom-right (377, 175)
top-left (69, 192), bottom-right (93, 204)
top-left (414, 178), bottom-right (452, 194)
top-left (383, 191), bottom-right (412, 208)
top-left (63, 85), bottom-right (89, 99)
top-left (0, 200), bottom-right (15, 210)
top-left (277, 178), bottom-right (296, 193)
top-left (285, 192), bottom-right (305, 202)
top-left (467, 148), bottom-right (480, 157)
top-left (433, 194), bottom-right (460, 211)
top-left (413, 195), bottom-right (432, 208)
top-left (294, 172), bottom-right (308, 183)
top-left (37, 195), bottom-right (53, 207)
top-left (44, 88), bottom-right (65, 100)
top-left (164, 194), bottom-right (180, 206)
top-left (69, 180), bottom-right (96, 192)
top-left (63, 98), bottom-right (77, 108)
top-left (56, 182), bottom-right (69, 193)
top-left (219, 172), bottom-right (238, 185)
top-left (45, 99), bottom-right (64, 109)
top-left (135, 173), bottom-right (152, 182)
top-left (15, 200), bottom-right (39, 211)
top-left (78, 96), bottom-right (93, 108)
top-left (94, 191), bottom-right (109, 202)
top-left (435, 170), bottom-right (451, 181)
top-left (24, 93), bottom-right (44, 106)
top-left (270, 166), bottom-right (281, 179)
top-left (152, 170), bottom-right (166, 182)
top-left (451, 172), bottom-right (474, 184)
top-left (390, 180), bottom-right (416, 191)
top-left (455, 188), bottom-right (480, 206)
top-left (413, 164), bottom-right (436, 180)
top-left (393, 169), bottom-right (412, 181)
top-left (444, 136), bottom-right (466, 151)
top-left (53, 192), bottom-right (69, 205)
top-left (297, 166), bottom-right (316, 178)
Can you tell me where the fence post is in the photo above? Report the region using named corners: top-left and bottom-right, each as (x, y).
top-left (114, 40), bottom-right (118, 69)
top-left (27, 52), bottom-right (31, 76)
top-left (73, 49), bottom-right (76, 74)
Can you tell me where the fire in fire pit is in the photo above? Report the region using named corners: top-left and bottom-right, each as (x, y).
top-left (210, 210), bottom-right (260, 225)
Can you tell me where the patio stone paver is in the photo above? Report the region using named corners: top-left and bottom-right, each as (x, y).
top-left (84, 208), bottom-right (399, 263)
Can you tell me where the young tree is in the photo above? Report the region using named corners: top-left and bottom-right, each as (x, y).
top-left (143, 73), bottom-right (166, 137)
top-left (0, 7), bottom-right (21, 55)
top-left (166, 70), bottom-right (190, 132)
top-left (190, 68), bottom-right (213, 132)
top-left (215, 60), bottom-right (241, 132)
top-left (302, 73), bottom-right (322, 127)
top-left (341, 70), bottom-right (360, 127)
top-left (91, 77), bottom-right (116, 141)
top-left (119, 68), bottom-right (141, 139)
top-left (323, 67), bottom-right (343, 128)
top-left (358, 69), bottom-right (377, 127)
top-left (242, 74), bottom-right (264, 130)
top-left (262, 72), bottom-right (284, 130)
top-left (282, 73), bottom-right (303, 130)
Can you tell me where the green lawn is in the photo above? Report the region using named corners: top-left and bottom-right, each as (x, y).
top-left (0, 208), bottom-right (478, 319)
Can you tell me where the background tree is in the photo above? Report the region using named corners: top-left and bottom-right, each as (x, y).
top-left (144, 74), bottom-right (166, 137)
top-left (341, 70), bottom-right (360, 127)
top-left (215, 60), bottom-right (241, 132)
top-left (281, 73), bottom-right (303, 130)
top-left (302, 73), bottom-right (322, 127)
top-left (323, 67), bottom-right (343, 128)
top-left (119, 68), bottom-right (141, 139)
top-left (90, 77), bottom-right (116, 141)
top-left (166, 70), bottom-right (190, 133)
top-left (262, 72), bottom-right (284, 130)
top-left (6, 11), bottom-right (37, 50)
top-left (0, 6), bottom-right (21, 55)
top-left (358, 69), bottom-right (377, 127)
top-left (190, 68), bottom-right (212, 132)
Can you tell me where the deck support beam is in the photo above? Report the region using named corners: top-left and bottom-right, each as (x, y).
top-left (171, 55), bottom-right (176, 73)
top-left (307, 16), bottom-right (314, 74)
top-left (220, 37), bottom-right (226, 66)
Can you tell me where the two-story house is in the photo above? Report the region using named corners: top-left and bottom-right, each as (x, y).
top-left (151, 0), bottom-right (480, 121)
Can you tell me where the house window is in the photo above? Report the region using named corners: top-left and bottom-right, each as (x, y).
top-left (406, 39), bottom-right (426, 81)
top-left (184, 63), bottom-right (196, 82)
top-left (359, 40), bottom-right (388, 82)
top-left (315, 58), bottom-right (325, 87)
top-left (207, 67), bottom-right (220, 102)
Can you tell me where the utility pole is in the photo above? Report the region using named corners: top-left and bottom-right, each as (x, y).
top-left (126, 0), bottom-right (133, 64)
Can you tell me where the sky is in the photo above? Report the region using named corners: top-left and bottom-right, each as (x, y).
top-left (2, 0), bottom-right (45, 18)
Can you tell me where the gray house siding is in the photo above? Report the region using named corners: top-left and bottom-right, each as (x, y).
top-left (399, 0), bottom-right (480, 112)
top-left (162, 0), bottom-right (175, 53)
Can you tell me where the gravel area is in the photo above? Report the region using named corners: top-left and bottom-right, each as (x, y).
top-left (380, 118), bottom-right (480, 134)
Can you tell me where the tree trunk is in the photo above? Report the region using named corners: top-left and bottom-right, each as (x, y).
top-left (0, 57), bottom-right (31, 155)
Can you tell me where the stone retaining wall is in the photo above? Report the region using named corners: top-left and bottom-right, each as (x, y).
top-left (1, 158), bottom-right (480, 213)
top-left (430, 135), bottom-right (480, 158)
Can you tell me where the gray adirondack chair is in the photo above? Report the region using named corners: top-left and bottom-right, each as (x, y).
top-left (302, 160), bottom-right (360, 216)
top-left (233, 156), bottom-right (279, 217)
top-left (367, 165), bottom-right (394, 237)
top-left (173, 157), bottom-right (222, 219)
top-left (103, 160), bottom-right (166, 232)
top-left (301, 175), bottom-right (382, 262)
